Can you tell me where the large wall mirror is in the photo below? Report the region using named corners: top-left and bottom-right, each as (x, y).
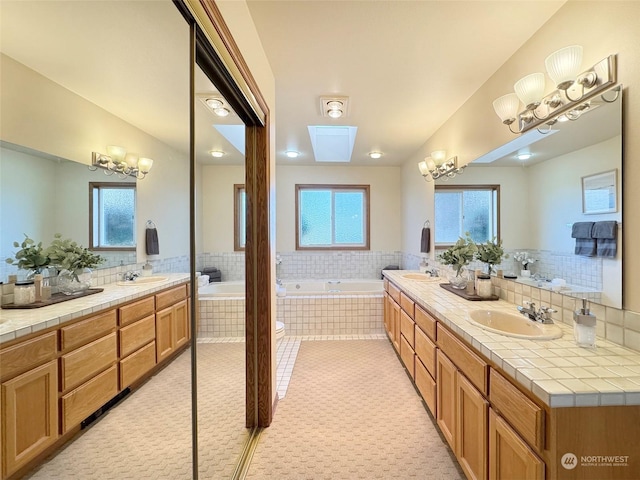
top-left (441, 86), bottom-right (622, 309)
top-left (1, 0), bottom-right (256, 478)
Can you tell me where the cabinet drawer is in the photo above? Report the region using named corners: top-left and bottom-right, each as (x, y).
top-left (156, 284), bottom-right (187, 310)
top-left (400, 310), bottom-right (415, 347)
top-left (489, 369), bottom-right (544, 451)
top-left (415, 305), bottom-right (437, 341)
top-left (119, 315), bottom-right (155, 357)
top-left (120, 341), bottom-right (156, 389)
top-left (61, 365), bottom-right (118, 433)
top-left (0, 331), bottom-right (57, 381)
top-left (400, 292), bottom-right (415, 319)
top-left (437, 323), bottom-right (488, 395)
top-left (400, 335), bottom-right (415, 379)
top-left (60, 309), bottom-right (116, 351)
top-left (388, 282), bottom-right (401, 304)
top-left (60, 332), bottom-right (117, 392)
top-left (415, 357), bottom-right (436, 416)
top-left (119, 296), bottom-right (155, 326)
top-left (414, 327), bottom-right (436, 378)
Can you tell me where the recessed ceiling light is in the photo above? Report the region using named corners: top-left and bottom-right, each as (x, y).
top-left (368, 152), bottom-right (383, 159)
top-left (214, 107), bottom-right (230, 117)
top-left (205, 98), bottom-right (223, 109)
top-left (517, 153), bottom-right (531, 160)
top-left (285, 150), bottom-right (300, 158)
top-left (210, 150), bottom-right (225, 158)
top-left (327, 109), bottom-right (343, 119)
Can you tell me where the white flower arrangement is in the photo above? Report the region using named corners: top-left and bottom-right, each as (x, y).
top-left (513, 251), bottom-right (536, 270)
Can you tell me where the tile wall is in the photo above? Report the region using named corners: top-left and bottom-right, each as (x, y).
top-left (198, 294), bottom-right (384, 338)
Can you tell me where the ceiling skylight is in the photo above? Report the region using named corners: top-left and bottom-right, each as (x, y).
top-left (307, 125), bottom-right (357, 162)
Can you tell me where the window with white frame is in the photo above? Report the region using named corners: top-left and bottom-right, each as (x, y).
top-left (296, 184), bottom-right (370, 250)
top-left (434, 185), bottom-right (500, 246)
top-left (90, 182), bottom-right (136, 250)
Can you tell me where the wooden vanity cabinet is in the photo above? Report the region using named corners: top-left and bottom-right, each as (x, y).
top-left (383, 288), bottom-right (401, 353)
top-left (0, 281), bottom-right (190, 480)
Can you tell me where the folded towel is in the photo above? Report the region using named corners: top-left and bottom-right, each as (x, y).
top-left (571, 222), bottom-right (594, 239)
top-left (597, 238), bottom-right (617, 257)
top-left (145, 227), bottom-right (160, 255)
top-left (575, 238), bottom-right (596, 256)
top-left (420, 227), bottom-right (431, 253)
top-left (592, 221), bottom-right (617, 239)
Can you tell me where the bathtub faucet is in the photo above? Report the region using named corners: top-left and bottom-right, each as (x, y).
top-left (276, 278), bottom-right (283, 286)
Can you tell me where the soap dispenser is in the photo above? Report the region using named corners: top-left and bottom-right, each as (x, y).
top-left (573, 298), bottom-right (596, 348)
top-left (142, 261), bottom-right (153, 277)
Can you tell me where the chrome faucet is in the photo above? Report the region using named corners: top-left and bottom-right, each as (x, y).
top-left (517, 301), bottom-right (556, 324)
top-left (123, 271), bottom-right (139, 282)
top-left (426, 268), bottom-right (439, 277)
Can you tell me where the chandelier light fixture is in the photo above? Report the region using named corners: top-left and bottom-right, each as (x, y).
top-left (418, 150), bottom-right (465, 182)
top-left (493, 46), bottom-right (617, 134)
top-left (89, 145), bottom-right (153, 179)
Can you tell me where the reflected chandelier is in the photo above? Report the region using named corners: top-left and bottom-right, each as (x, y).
top-left (418, 150), bottom-right (465, 182)
top-left (493, 46), bottom-right (617, 134)
top-left (89, 146), bottom-right (153, 179)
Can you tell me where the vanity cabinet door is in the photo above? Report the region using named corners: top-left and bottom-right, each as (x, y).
top-left (173, 299), bottom-right (189, 350)
top-left (2, 360), bottom-right (58, 478)
top-left (436, 349), bottom-right (457, 450)
top-left (489, 408), bottom-right (544, 480)
top-left (155, 306), bottom-right (176, 363)
top-left (457, 373), bottom-right (489, 480)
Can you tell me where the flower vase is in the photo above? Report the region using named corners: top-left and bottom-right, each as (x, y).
top-left (521, 269), bottom-right (531, 278)
top-left (58, 268), bottom-right (92, 295)
top-left (448, 267), bottom-right (468, 290)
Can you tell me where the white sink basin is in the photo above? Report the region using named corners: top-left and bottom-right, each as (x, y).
top-left (468, 309), bottom-right (563, 340)
top-left (402, 273), bottom-right (440, 282)
top-left (116, 276), bottom-right (168, 286)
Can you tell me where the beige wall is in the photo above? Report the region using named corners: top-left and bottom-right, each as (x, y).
top-left (0, 54), bottom-right (190, 265)
top-left (199, 165), bottom-right (245, 252)
top-left (276, 165), bottom-right (402, 252)
top-left (403, 1), bottom-right (640, 312)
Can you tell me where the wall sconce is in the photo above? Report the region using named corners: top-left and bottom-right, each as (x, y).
top-left (493, 46), bottom-right (617, 134)
top-left (89, 145), bottom-right (153, 179)
top-left (418, 151), bottom-right (465, 182)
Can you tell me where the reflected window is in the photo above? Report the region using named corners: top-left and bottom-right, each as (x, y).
top-left (296, 184), bottom-right (370, 250)
top-left (90, 182), bottom-right (136, 250)
top-left (435, 185), bottom-right (499, 246)
top-left (235, 184), bottom-right (246, 251)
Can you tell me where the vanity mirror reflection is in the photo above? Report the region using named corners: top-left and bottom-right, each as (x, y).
top-left (439, 85), bottom-right (622, 309)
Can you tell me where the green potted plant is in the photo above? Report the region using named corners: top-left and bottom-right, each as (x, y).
top-left (5, 234), bottom-right (51, 277)
top-left (47, 234), bottom-right (105, 295)
top-left (475, 237), bottom-right (507, 276)
top-left (438, 233), bottom-right (477, 289)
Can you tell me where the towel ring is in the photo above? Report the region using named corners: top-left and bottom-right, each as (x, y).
top-left (423, 220), bottom-right (430, 228)
top-left (146, 220), bottom-right (157, 228)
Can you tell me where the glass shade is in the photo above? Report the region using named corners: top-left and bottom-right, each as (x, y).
top-left (124, 153), bottom-right (139, 168)
top-left (138, 157), bottom-right (153, 173)
top-left (514, 73), bottom-right (545, 109)
top-left (106, 145), bottom-right (126, 164)
top-left (492, 93), bottom-right (520, 123)
top-left (418, 160), bottom-right (429, 176)
top-left (545, 45), bottom-right (583, 90)
top-left (430, 150), bottom-right (447, 164)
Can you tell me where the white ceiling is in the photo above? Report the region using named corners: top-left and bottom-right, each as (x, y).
top-left (246, 0), bottom-right (566, 166)
top-left (1, 1), bottom-right (567, 167)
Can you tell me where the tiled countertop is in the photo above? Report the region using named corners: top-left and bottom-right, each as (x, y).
top-left (383, 270), bottom-right (640, 408)
top-left (0, 273), bottom-right (190, 344)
